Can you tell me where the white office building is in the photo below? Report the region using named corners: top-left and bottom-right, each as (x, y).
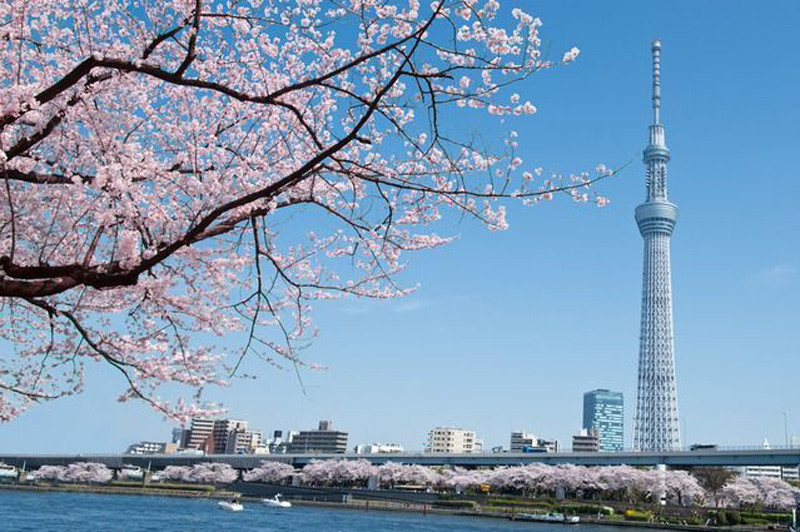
top-left (426, 427), bottom-right (479, 453)
top-left (354, 443), bottom-right (405, 454)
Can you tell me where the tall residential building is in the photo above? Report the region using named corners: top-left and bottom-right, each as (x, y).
top-left (212, 419), bottom-right (248, 454)
top-left (426, 427), bottom-right (478, 453)
top-left (226, 429), bottom-right (263, 454)
top-left (583, 389), bottom-right (624, 452)
top-left (183, 417), bottom-right (264, 454)
top-left (186, 418), bottom-right (215, 450)
top-left (572, 429), bottom-right (600, 452)
top-left (633, 40), bottom-right (681, 451)
top-left (288, 421), bottom-right (349, 454)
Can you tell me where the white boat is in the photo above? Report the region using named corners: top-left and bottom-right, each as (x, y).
top-left (218, 500), bottom-right (244, 512)
top-left (120, 465), bottom-right (144, 480)
top-left (0, 463), bottom-right (18, 479)
top-left (262, 494), bottom-right (291, 508)
top-left (516, 512), bottom-right (580, 524)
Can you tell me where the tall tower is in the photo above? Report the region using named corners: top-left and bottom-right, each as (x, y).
top-left (633, 40), bottom-right (681, 451)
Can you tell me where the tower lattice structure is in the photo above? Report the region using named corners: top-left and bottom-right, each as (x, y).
top-left (633, 41), bottom-right (681, 451)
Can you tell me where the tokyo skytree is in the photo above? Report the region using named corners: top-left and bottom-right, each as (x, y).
top-left (632, 40), bottom-right (681, 451)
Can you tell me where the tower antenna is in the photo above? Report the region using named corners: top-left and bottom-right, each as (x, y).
top-left (652, 40), bottom-right (661, 124)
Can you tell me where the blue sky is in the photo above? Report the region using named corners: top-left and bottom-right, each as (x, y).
top-left (2, 0), bottom-right (798, 453)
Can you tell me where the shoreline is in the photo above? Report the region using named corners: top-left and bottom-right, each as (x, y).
top-left (0, 483), bottom-right (788, 532)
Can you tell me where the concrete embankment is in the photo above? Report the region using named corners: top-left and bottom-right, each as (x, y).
top-left (0, 482), bottom-right (238, 500)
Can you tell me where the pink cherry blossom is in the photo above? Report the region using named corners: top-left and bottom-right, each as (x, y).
top-left (162, 462), bottom-right (237, 484)
top-left (33, 462), bottom-right (112, 483)
top-left (562, 47), bottom-right (581, 63)
top-left (0, 0), bottom-right (612, 419)
top-left (301, 459), bottom-right (376, 487)
top-left (243, 461), bottom-right (297, 484)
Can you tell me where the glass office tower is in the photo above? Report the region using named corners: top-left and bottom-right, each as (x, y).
top-left (583, 389), bottom-right (624, 452)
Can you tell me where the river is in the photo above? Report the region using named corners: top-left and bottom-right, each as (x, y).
top-left (0, 491), bottom-right (653, 532)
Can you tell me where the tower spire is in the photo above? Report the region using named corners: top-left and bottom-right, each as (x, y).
top-left (652, 40), bottom-right (661, 124)
top-left (643, 39), bottom-right (669, 202)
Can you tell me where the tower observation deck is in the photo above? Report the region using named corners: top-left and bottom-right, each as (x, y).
top-left (632, 41), bottom-right (681, 451)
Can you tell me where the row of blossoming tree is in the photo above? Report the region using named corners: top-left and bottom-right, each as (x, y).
top-left (245, 460), bottom-right (800, 510)
top-left (31, 460), bottom-right (799, 510)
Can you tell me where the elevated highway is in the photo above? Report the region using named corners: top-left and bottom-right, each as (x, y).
top-left (1, 448), bottom-right (799, 471)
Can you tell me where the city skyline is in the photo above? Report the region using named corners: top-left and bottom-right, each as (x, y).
top-left (0, 1), bottom-right (798, 454)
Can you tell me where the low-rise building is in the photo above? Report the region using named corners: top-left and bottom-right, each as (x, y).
top-left (426, 426), bottom-right (479, 453)
top-left (125, 441), bottom-right (178, 455)
top-left (510, 431), bottom-right (536, 452)
top-left (510, 431), bottom-right (559, 453)
top-left (781, 466), bottom-right (800, 481)
top-left (354, 443), bottom-right (404, 454)
top-left (737, 464), bottom-right (800, 481)
top-left (267, 430), bottom-right (297, 454)
top-left (572, 429), bottom-right (600, 452)
top-left (537, 438), bottom-right (560, 453)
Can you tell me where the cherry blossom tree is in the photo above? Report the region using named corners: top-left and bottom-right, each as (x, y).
top-left (32, 464), bottom-right (67, 481)
top-left (301, 458), bottom-right (375, 487)
top-left (161, 465), bottom-right (193, 482)
top-left (377, 462), bottom-right (441, 488)
top-left (486, 464), bottom-right (549, 496)
top-left (33, 462), bottom-right (112, 483)
top-left (441, 466), bottom-right (486, 492)
top-left (752, 477), bottom-right (799, 510)
top-left (243, 460), bottom-right (296, 484)
top-left (161, 462), bottom-right (237, 483)
top-left (0, 0), bottom-right (612, 420)
top-left (63, 462), bottom-right (114, 483)
top-left (663, 470), bottom-right (705, 507)
top-left (720, 475), bottom-right (800, 510)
